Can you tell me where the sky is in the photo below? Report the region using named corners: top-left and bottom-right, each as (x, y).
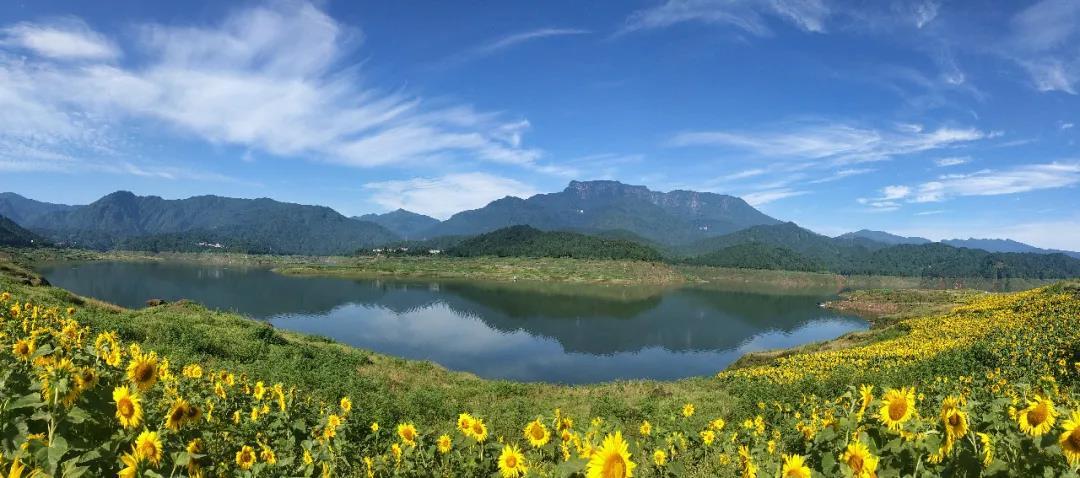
top-left (0, 0), bottom-right (1078, 250)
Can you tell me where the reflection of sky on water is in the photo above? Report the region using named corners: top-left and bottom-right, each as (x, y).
top-left (38, 260), bottom-right (868, 384)
top-left (269, 302), bottom-right (865, 383)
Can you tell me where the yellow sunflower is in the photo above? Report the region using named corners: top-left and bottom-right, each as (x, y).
top-left (1059, 411), bottom-right (1080, 466)
top-left (457, 413), bottom-right (475, 435)
top-left (1017, 395), bottom-right (1057, 436)
top-left (977, 432), bottom-right (994, 467)
top-left (118, 452), bottom-right (140, 478)
top-left (586, 431), bottom-right (636, 478)
top-left (470, 417), bottom-right (489, 442)
top-left (858, 384), bottom-right (873, 415)
top-left (391, 443), bottom-right (402, 464)
top-left (340, 396), bottom-right (352, 414)
top-left (166, 398), bottom-right (191, 431)
top-left (397, 422), bottom-right (418, 447)
top-left (639, 420), bottom-right (651, 436)
top-left (780, 454), bottom-right (811, 478)
top-left (126, 353), bottom-right (159, 391)
top-left (700, 430), bottom-right (715, 446)
top-left (134, 430), bottom-right (163, 466)
top-left (840, 442), bottom-right (878, 478)
top-left (260, 445), bottom-right (277, 465)
top-left (524, 419), bottom-right (550, 448)
top-left (940, 396), bottom-right (968, 442)
top-left (437, 434), bottom-right (452, 454)
top-left (498, 444), bottom-right (528, 478)
top-left (878, 387), bottom-right (915, 430)
top-left (682, 403), bottom-right (695, 418)
top-left (738, 445), bottom-right (757, 478)
top-left (236, 445), bottom-right (257, 470)
top-left (653, 449), bottom-right (667, 467)
top-left (113, 386), bottom-right (143, 430)
top-left (12, 338), bottom-right (35, 361)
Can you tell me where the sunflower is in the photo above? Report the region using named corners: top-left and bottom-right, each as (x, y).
top-left (457, 413), bottom-right (475, 435)
top-left (113, 387), bottom-right (143, 429)
top-left (1059, 411), bottom-right (1080, 466)
top-left (639, 420), bottom-right (652, 436)
top-left (878, 387), bottom-right (915, 430)
top-left (437, 434), bottom-right (452, 454)
top-left (166, 398), bottom-right (191, 431)
top-left (977, 432), bottom-right (994, 467)
top-left (525, 419), bottom-right (551, 448)
top-left (653, 449), bottom-right (667, 467)
top-left (126, 353), bottom-right (159, 391)
top-left (1017, 395), bottom-right (1057, 436)
top-left (391, 443), bottom-right (402, 464)
top-left (260, 445), bottom-right (277, 465)
top-left (858, 385), bottom-right (873, 415)
top-left (682, 403), bottom-right (695, 418)
top-left (738, 445), bottom-right (757, 478)
top-left (841, 442), bottom-right (878, 478)
top-left (397, 422), bottom-right (418, 447)
top-left (340, 396), bottom-right (352, 414)
top-left (780, 454), bottom-right (811, 478)
top-left (700, 430), bottom-right (715, 446)
top-left (236, 445), bottom-right (256, 470)
top-left (134, 430), bottom-right (163, 466)
top-left (710, 418), bottom-right (726, 431)
top-left (118, 453), bottom-right (140, 478)
top-left (470, 418), bottom-right (489, 442)
top-left (586, 431), bottom-right (636, 478)
top-left (940, 396), bottom-right (968, 442)
top-left (12, 338), bottom-right (34, 361)
top-left (498, 444), bottom-right (528, 478)
top-left (371, 422), bottom-right (380, 433)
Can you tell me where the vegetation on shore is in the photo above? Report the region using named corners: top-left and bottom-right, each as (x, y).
top-left (3, 252), bottom-right (1080, 476)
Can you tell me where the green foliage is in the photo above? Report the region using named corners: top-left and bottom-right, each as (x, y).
top-left (0, 215), bottom-right (48, 248)
top-left (683, 243), bottom-right (825, 271)
top-left (355, 209), bottom-right (440, 239)
top-left (446, 225), bottom-right (663, 261)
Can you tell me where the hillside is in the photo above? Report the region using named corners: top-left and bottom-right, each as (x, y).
top-left (679, 222), bottom-right (871, 267)
top-left (426, 180), bottom-right (780, 244)
top-left (3, 191), bottom-right (399, 255)
top-left (356, 209), bottom-right (440, 239)
top-left (0, 215), bottom-right (48, 247)
top-left (944, 238), bottom-right (1080, 259)
top-left (836, 229), bottom-right (932, 246)
top-left (684, 243), bottom-right (825, 271)
top-left (0, 192), bottom-right (77, 224)
top-left (446, 225), bottom-right (663, 261)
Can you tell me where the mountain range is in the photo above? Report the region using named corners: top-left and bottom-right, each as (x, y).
top-left (1, 181), bottom-right (1077, 264)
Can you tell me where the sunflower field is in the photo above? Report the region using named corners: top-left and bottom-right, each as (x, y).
top-left (2, 280), bottom-right (1080, 477)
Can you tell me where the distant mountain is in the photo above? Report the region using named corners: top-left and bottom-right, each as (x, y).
top-left (836, 229), bottom-right (932, 246)
top-left (426, 180), bottom-right (781, 244)
top-left (0, 193), bottom-right (78, 225)
top-left (685, 243), bottom-right (825, 272)
top-left (447, 225), bottom-right (662, 261)
top-left (3, 191), bottom-right (399, 255)
top-left (0, 215), bottom-right (48, 247)
top-left (678, 222), bottom-right (870, 268)
top-left (943, 238), bottom-right (1080, 259)
top-left (355, 209), bottom-right (440, 239)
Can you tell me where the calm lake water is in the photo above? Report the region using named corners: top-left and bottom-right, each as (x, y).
top-left (36, 261), bottom-right (867, 383)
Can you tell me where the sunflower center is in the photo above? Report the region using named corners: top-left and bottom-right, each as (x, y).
top-left (1069, 429), bottom-right (1080, 450)
top-left (171, 407), bottom-right (186, 422)
top-left (602, 455), bottom-right (626, 478)
top-left (948, 413), bottom-right (961, 427)
top-left (139, 442), bottom-right (157, 457)
top-left (531, 427), bottom-right (544, 440)
top-left (119, 399), bottom-right (134, 417)
top-left (1028, 405), bottom-right (1047, 426)
top-left (506, 455), bottom-right (517, 468)
top-left (848, 455), bottom-right (863, 471)
top-left (134, 364), bottom-right (155, 383)
top-left (888, 400), bottom-right (907, 421)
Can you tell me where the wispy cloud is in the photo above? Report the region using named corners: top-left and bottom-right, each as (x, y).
top-left (934, 156), bottom-right (970, 167)
top-left (669, 121), bottom-right (987, 165)
top-left (856, 185), bottom-right (911, 212)
top-left (912, 162), bottom-right (1080, 202)
top-left (807, 167), bottom-right (874, 184)
top-left (618, 0), bottom-right (830, 37)
top-left (742, 188), bottom-right (808, 206)
top-left (1006, 0), bottom-right (1080, 94)
top-left (438, 28), bottom-right (589, 68)
top-left (363, 173), bottom-right (537, 219)
top-left (1, 18), bottom-right (119, 60)
top-left (0, 1), bottom-right (541, 178)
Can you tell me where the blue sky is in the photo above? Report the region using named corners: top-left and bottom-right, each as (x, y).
top-left (1, 0), bottom-right (1078, 249)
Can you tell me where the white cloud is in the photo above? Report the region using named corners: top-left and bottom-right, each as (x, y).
top-left (1, 19), bottom-right (119, 60)
top-left (912, 162), bottom-right (1080, 202)
top-left (1061, 122), bottom-right (1076, 130)
top-left (439, 28), bottom-right (589, 67)
top-left (741, 188), bottom-right (808, 206)
top-left (363, 173), bottom-right (538, 220)
top-left (881, 185), bottom-right (911, 200)
top-left (669, 122), bottom-right (986, 165)
top-left (1006, 0), bottom-right (1080, 94)
top-left (806, 167), bottom-right (874, 184)
top-left (619, 0), bottom-right (830, 37)
top-left (724, 168), bottom-right (768, 181)
top-left (935, 156), bottom-right (970, 167)
top-left (0, 1), bottom-right (541, 177)
top-left (856, 184), bottom-right (910, 211)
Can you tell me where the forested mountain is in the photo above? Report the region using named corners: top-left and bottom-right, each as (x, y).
top-left (678, 222), bottom-right (869, 266)
top-left (684, 243), bottom-right (826, 271)
top-left (0, 215), bottom-right (48, 247)
top-left (2, 191), bottom-right (399, 255)
top-left (425, 180), bottom-right (780, 244)
top-left (943, 238), bottom-right (1080, 259)
top-left (836, 229), bottom-right (932, 246)
top-left (355, 209), bottom-right (440, 239)
top-left (0, 193), bottom-right (77, 225)
top-left (446, 225), bottom-right (662, 261)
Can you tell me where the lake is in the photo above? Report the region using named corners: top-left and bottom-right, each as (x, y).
top-left (36, 260), bottom-right (868, 383)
